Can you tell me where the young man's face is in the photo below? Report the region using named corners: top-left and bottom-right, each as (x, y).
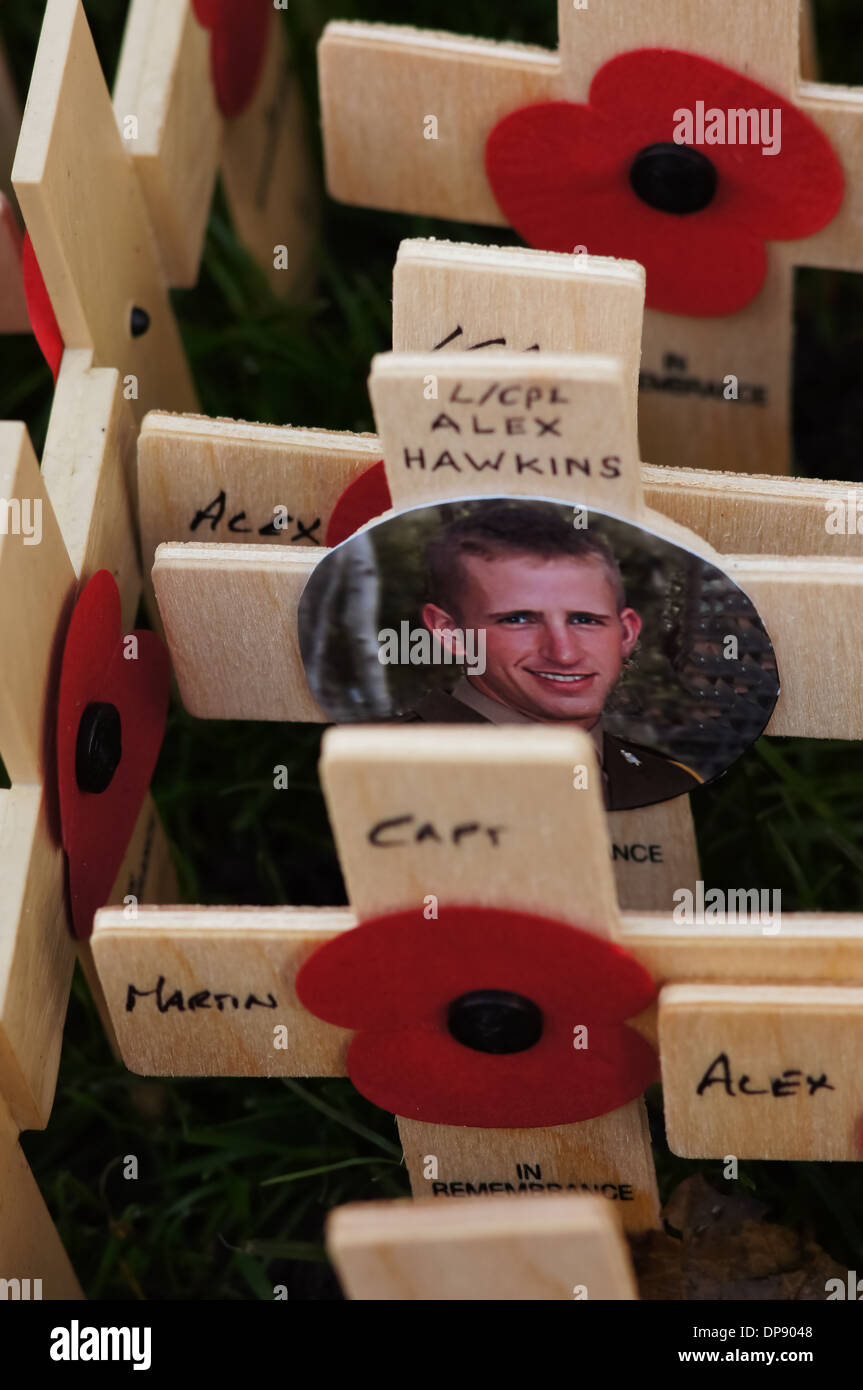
top-left (422, 550), bottom-right (642, 727)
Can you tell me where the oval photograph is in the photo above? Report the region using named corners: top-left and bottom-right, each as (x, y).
top-left (298, 497), bottom-right (780, 812)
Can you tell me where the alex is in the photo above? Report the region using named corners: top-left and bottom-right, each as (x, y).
top-left (696, 1052), bottom-right (835, 1098)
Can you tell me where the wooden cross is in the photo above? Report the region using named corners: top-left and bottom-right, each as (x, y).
top-left (137, 239), bottom-right (646, 575)
top-left (145, 316), bottom-right (863, 917)
top-left (318, 0), bottom-right (863, 477)
top-left (326, 1192), bottom-right (638, 1301)
top-left (12, 0), bottom-right (198, 419)
top-left (90, 717), bottom-right (863, 1257)
top-left (0, 363), bottom-right (176, 1295)
top-left (139, 241), bottom-right (704, 914)
top-left (93, 722), bottom-right (663, 1234)
top-left (11, 0), bottom-right (317, 420)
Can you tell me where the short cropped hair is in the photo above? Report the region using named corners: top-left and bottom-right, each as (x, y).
top-left (425, 502), bottom-right (627, 617)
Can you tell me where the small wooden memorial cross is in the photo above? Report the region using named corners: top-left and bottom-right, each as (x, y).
top-left (138, 240), bottom-right (709, 913)
top-left (313, 727), bottom-right (662, 1231)
top-left (318, 0), bottom-right (863, 476)
top-left (12, 0), bottom-right (197, 419)
top-left (138, 240), bottom-right (863, 924)
top-left (149, 343), bottom-right (863, 916)
top-left (136, 239), bottom-right (650, 575)
top-left (91, 720), bottom-right (863, 1249)
top-left (12, 1), bottom-right (314, 416)
top-left (94, 721), bottom-right (665, 1234)
top-left (0, 368), bottom-right (175, 1293)
top-left (325, 1192), bottom-right (638, 1301)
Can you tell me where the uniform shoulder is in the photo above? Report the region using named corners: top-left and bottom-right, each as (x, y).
top-left (603, 733), bottom-right (703, 812)
top-left (607, 734), bottom-right (704, 783)
top-left (408, 688), bottom-right (490, 724)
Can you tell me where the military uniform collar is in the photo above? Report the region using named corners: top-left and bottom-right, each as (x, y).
top-left (450, 677), bottom-right (605, 763)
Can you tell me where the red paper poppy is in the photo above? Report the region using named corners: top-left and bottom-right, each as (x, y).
top-left (296, 905), bottom-right (658, 1128)
top-left (325, 460), bottom-right (391, 546)
top-left (192, 0), bottom-right (271, 119)
top-left (22, 232), bottom-right (63, 382)
top-left (486, 49), bottom-right (844, 317)
top-left (57, 571), bottom-right (171, 939)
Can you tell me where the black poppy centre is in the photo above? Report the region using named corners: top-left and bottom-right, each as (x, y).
top-left (447, 989), bottom-right (544, 1055)
top-left (75, 701), bottom-right (123, 794)
top-left (629, 142), bottom-right (718, 216)
top-left (130, 306), bottom-right (151, 338)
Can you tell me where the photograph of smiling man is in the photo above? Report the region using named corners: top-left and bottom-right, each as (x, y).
top-left (412, 504), bottom-right (702, 812)
top-left (298, 496), bottom-right (780, 812)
